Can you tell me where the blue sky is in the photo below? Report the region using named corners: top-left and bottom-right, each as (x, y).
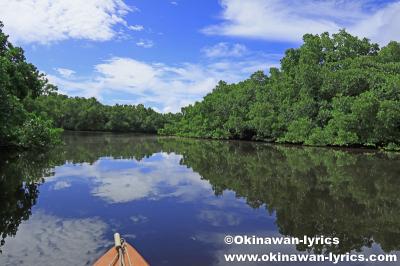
top-left (1, 0), bottom-right (399, 112)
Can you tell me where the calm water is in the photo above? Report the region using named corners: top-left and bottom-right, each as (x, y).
top-left (1, 132), bottom-right (400, 265)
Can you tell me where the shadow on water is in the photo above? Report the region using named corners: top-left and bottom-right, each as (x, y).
top-left (1, 131), bottom-right (400, 259)
top-left (159, 138), bottom-right (400, 254)
top-left (0, 150), bottom-right (63, 251)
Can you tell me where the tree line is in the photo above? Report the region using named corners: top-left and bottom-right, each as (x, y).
top-left (2, 20), bottom-right (400, 150)
top-left (25, 93), bottom-right (170, 133)
top-left (160, 30), bottom-right (400, 150)
top-left (0, 21), bottom-right (168, 148)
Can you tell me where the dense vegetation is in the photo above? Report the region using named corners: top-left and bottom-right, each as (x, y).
top-left (2, 22), bottom-right (399, 150)
top-left (160, 30), bottom-right (400, 150)
top-left (0, 22), bottom-right (62, 148)
top-left (0, 21), bottom-right (167, 149)
top-left (25, 93), bottom-right (169, 133)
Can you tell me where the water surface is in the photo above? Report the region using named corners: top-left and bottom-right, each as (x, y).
top-left (1, 132), bottom-right (400, 265)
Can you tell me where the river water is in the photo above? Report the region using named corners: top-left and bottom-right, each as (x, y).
top-left (1, 132), bottom-right (399, 265)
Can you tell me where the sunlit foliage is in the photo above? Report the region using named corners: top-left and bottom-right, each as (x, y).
top-left (160, 30), bottom-right (400, 150)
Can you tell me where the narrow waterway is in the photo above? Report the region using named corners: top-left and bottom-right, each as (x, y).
top-left (1, 132), bottom-right (399, 265)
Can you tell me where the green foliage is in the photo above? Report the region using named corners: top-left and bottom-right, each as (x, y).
top-left (16, 115), bottom-right (63, 148)
top-left (161, 74), bottom-right (264, 140)
top-left (0, 15), bottom-right (169, 138)
top-left (2, 22), bottom-right (399, 149)
top-left (383, 142), bottom-right (400, 151)
top-left (279, 117), bottom-right (313, 143)
top-left (161, 30), bottom-right (400, 148)
top-left (0, 22), bottom-right (60, 148)
top-left (27, 93), bottom-right (170, 133)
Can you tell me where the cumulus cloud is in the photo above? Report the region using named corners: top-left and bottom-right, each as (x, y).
top-left (47, 54), bottom-right (277, 112)
top-left (0, 211), bottom-right (108, 266)
top-left (95, 57), bottom-right (156, 89)
top-left (202, 0), bottom-right (400, 45)
top-left (136, 39), bottom-right (154, 48)
top-left (0, 0), bottom-right (134, 44)
top-left (351, 2), bottom-right (400, 45)
top-left (202, 42), bottom-right (247, 58)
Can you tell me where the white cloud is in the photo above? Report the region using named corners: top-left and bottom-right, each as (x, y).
top-left (0, 211), bottom-right (108, 266)
top-left (202, 42), bottom-right (247, 58)
top-left (202, 0), bottom-right (400, 45)
top-left (95, 57), bottom-right (156, 88)
top-left (171, 1), bottom-right (178, 5)
top-left (0, 0), bottom-right (134, 44)
top-left (54, 68), bottom-right (76, 78)
top-left (47, 74), bottom-right (104, 99)
top-left (136, 39), bottom-right (154, 48)
top-left (128, 24), bottom-right (144, 31)
top-left (351, 2), bottom-right (400, 45)
top-left (48, 54), bottom-right (277, 113)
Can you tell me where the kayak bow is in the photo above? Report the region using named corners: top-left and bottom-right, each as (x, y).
top-left (93, 233), bottom-right (149, 266)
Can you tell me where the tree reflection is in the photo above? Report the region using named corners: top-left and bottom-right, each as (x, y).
top-left (1, 133), bottom-right (400, 255)
top-left (0, 150), bottom-right (63, 251)
top-left (159, 138), bottom-right (400, 254)
top-left (62, 132), bottom-right (162, 163)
